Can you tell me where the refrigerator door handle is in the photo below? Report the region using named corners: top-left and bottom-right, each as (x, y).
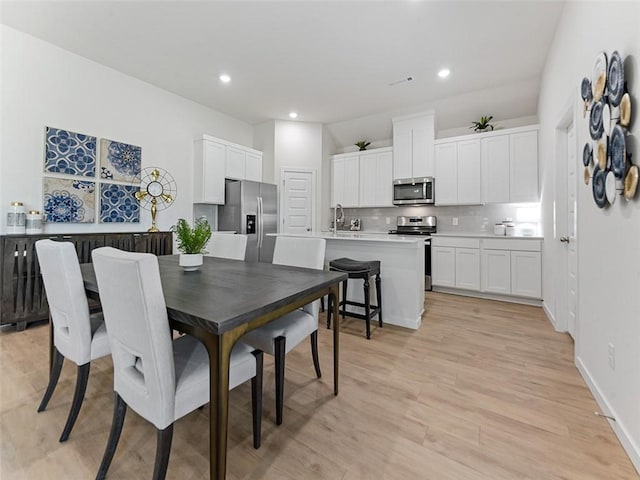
top-left (257, 196), bottom-right (263, 248)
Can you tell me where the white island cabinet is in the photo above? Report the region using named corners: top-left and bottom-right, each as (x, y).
top-left (270, 232), bottom-right (425, 329)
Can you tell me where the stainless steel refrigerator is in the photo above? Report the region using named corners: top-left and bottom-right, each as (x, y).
top-left (217, 180), bottom-right (278, 263)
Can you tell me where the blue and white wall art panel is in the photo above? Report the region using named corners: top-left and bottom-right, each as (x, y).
top-left (43, 177), bottom-right (96, 223)
top-left (100, 139), bottom-right (142, 182)
top-left (100, 183), bottom-right (140, 223)
top-left (44, 126), bottom-right (96, 177)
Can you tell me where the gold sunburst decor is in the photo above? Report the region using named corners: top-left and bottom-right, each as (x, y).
top-left (134, 167), bottom-right (177, 232)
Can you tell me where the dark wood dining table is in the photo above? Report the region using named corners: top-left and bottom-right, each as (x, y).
top-left (78, 254), bottom-right (346, 480)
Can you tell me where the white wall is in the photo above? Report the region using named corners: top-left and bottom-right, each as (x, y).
top-left (0, 26), bottom-right (253, 234)
top-left (274, 121), bottom-right (323, 232)
top-left (321, 125), bottom-right (337, 231)
top-left (538, 2), bottom-right (640, 470)
top-left (253, 120), bottom-right (275, 184)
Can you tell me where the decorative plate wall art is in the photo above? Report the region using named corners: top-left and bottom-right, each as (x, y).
top-left (581, 50), bottom-right (636, 208)
top-left (100, 139), bottom-right (141, 182)
top-left (44, 127), bottom-right (96, 177)
top-left (43, 177), bottom-right (95, 223)
top-left (99, 183), bottom-right (140, 223)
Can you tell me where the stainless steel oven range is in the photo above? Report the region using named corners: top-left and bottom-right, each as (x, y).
top-left (388, 215), bottom-right (436, 291)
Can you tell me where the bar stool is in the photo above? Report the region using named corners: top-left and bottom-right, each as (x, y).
top-left (327, 257), bottom-right (382, 339)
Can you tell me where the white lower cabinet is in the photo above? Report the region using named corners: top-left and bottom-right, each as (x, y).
top-left (432, 246), bottom-right (455, 287)
top-left (510, 251), bottom-right (541, 298)
top-left (431, 237), bottom-right (480, 290)
top-left (455, 248), bottom-right (480, 290)
top-left (481, 249), bottom-right (511, 294)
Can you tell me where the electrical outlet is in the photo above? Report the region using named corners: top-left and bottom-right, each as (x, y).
top-left (385, 217), bottom-right (391, 225)
top-left (452, 217), bottom-right (459, 226)
top-left (608, 343), bottom-right (615, 370)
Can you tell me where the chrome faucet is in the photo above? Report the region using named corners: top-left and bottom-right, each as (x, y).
top-left (333, 203), bottom-right (344, 234)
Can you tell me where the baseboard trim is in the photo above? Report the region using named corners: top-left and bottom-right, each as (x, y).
top-left (576, 356), bottom-right (640, 474)
top-left (431, 287), bottom-right (542, 307)
top-left (542, 301), bottom-right (560, 331)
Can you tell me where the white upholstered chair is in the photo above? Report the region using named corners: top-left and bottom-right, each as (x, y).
top-left (206, 233), bottom-right (248, 260)
top-left (92, 247), bottom-right (262, 480)
top-left (35, 239), bottom-right (111, 442)
top-left (242, 236), bottom-right (326, 425)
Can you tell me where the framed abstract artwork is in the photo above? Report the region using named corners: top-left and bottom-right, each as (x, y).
top-left (100, 138), bottom-right (142, 182)
top-left (44, 127), bottom-right (96, 177)
top-left (43, 177), bottom-right (96, 223)
top-left (99, 183), bottom-right (140, 223)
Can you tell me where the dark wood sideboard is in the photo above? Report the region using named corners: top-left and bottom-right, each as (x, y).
top-left (0, 231), bottom-right (173, 331)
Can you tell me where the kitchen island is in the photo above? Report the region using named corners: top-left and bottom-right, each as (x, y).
top-left (269, 232), bottom-right (424, 329)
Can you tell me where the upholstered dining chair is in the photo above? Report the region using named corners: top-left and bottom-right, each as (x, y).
top-left (92, 247), bottom-right (262, 480)
top-left (242, 236), bottom-right (326, 425)
top-left (206, 233), bottom-right (248, 260)
top-left (35, 239), bottom-right (111, 442)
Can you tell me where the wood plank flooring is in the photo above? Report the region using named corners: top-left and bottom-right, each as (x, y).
top-left (1, 292), bottom-right (637, 479)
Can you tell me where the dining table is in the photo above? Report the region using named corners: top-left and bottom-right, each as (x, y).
top-left (78, 254), bottom-right (346, 480)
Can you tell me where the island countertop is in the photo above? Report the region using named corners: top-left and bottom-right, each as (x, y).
top-left (268, 231), bottom-right (424, 244)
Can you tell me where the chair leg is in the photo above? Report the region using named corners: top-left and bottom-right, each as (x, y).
top-left (251, 350), bottom-right (263, 449)
top-left (59, 362), bottom-right (90, 442)
top-left (364, 277), bottom-right (371, 340)
top-left (341, 279), bottom-right (348, 319)
top-left (326, 293), bottom-right (332, 329)
top-left (152, 424), bottom-right (174, 480)
top-left (96, 392), bottom-right (127, 480)
top-left (310, 330), bottom-right (321, 378)
top-left (274, 336), bottom-right (286, 426)
top-left (376, 273), bottom-right (383, 327)
top-left (38, 348), bottom-right (64, 412)
top-left (320, 296), bottom-right (325, 313)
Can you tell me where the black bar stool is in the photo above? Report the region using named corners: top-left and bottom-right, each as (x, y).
top-left (327, 257), bottom-right (382, 339)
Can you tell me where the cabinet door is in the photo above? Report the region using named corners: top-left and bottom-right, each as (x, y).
top-left (244, 152), bottom-right (262, 181)
top-left (431, 246), bottom-right (455, 287)
top-left (510, 130), bottom-right (538, 203)
top-left (412, 115), bottom-right (435, 177)
top-left (434, 143), bottom-right (458, 204)
top-left (456, 139), bottom-right (481, 204)
top-left (455, 248), bottom-right (480, 290)
top-left (393, 120), bottom-right (413, 180)
top-left (225, 146), bottom-right (245, 180)
top-left (481, 135), bottom-right (510, 203)
top-left (359, 154), bottom-right (377, 207)
top-left (481, 249), bottom-right (511, 294)
top-left (343, 156), bottom-right (360, 207)
top-left (376, 151), bottom-right (393, 206)
top-left (511, 251), bottom-right (541, 298)
top-left (195, 140), bottom-right (225, 204)
top-left (331, 158), bottom-right (345, 207)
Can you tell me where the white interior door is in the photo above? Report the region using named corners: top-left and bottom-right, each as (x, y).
top-left (281, 169), bottom-right (314, 234)
top-left (567, 123), bottom-right (578, 339)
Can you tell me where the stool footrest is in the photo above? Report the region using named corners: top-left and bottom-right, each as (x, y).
top-left (338, 300), bottom-right (381, 321)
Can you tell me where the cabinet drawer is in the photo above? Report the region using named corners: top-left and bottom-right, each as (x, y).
top-left (482, 238), bottom-right (541, 251)
top-left (431, 236), bottom-right (479, 249)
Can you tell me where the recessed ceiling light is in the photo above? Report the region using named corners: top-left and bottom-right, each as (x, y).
top-left (289, 112), bottom-right (298, 119)
top-left (219, 74), bottom-right (231, 83)
top-left (438, 69), bottom-right (450, 78)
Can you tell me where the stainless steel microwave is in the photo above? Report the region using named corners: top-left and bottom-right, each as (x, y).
top-left (393, 177), bottom-right (435, 205)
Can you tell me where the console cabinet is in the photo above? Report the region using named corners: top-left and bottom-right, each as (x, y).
top-left (0, 231), bottom-right (173, 330)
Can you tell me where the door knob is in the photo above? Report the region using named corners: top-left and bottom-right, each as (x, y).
top-left (560, 236), bottom-right (570, 243)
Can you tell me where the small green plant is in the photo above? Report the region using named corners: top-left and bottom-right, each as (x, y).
top-left (470, 115), bottom-right (494, 132)
top-left (355, 140), bottom-right (371, 151)
top-left (172, 217), bottom-right (211, 254)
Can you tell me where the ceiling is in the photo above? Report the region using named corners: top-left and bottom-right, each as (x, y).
top-left (1, 1), bottom-right (565, 128)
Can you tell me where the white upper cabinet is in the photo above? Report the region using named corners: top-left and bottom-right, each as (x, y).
top-left (392, 111), bottom-right (435, 180)
top-left (225, 146), bottom-right (246, 180)
top-left (225, 145), bottom-right (263, 182)
top-left (193, 138), bottom-right (226, 204)
top-left (509, 130), bottom-right (538, 203)
top-left (481, 135), bottom-right (510, 203)
top-left (359, 149), bottom-right (393, 207)
top-left (434, 139), bottom-right (481, 205)
top-left (331, 154), bottom-right (359, 208)
top-left (244, 152), bottom-right (263, 182)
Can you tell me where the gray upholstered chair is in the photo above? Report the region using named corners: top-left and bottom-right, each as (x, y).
top-left (91, 247), bottom-right (262, 480)
top-left (35, 239), bottom-right (111, 442)
top-left (242, 236), bottom-right (326, 425)
top-left (206, 233), bottom-right (248, 260)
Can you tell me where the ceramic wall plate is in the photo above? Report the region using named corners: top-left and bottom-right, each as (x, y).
top-left (589, 99), bottom-right (604, 140)
top-left (620, 93), bottom-right (631, 127)
top-left (592, 52), bottom-right (608, 102)
top-left (624, 164), bottom-right (638, 200)
top-left (602, 103), bottom-right (612, 136)
top-left (592, 165), bottom-right (607, 208)
top-left (584, 167), bottom-right (591, 185)
top-left (582, 142), bottom-right (593, 167)
top-left (596, 138), bottom-right (608, 170)
top-left (605, 171), bottom-right (617, 205)
top-left (610, 124), bottom-right (627, 179)
top-left (581, 77), bottom-right (593, 102)
top-left (607, 51), bottom-right (625, 106)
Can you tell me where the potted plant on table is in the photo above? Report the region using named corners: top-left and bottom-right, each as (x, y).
top-left (172, 217), bottom-right (212, 271)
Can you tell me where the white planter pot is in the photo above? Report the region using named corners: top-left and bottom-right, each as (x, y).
top-left (179, 253), bottom-right (203, 271)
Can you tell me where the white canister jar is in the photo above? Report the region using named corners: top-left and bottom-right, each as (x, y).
top-left (26, 210), bottom-right (44, 234)
top-left (493, 224), bottom-right (506, 235)
top-left (7, 202), bottom-right (26, 234)
top-left (505, 225), bottom-right (517, 236)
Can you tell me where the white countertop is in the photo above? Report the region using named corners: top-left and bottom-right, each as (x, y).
top-left (432, 232), bottom-right (543, 239)
top-left (268, 231), bottom-right (423, 244)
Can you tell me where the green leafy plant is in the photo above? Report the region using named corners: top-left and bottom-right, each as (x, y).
top-left (355, 140), bottom-right (371, 151)
top-left (470, 115), bottom-right (494, 132)
top-left (172, 217), bottom-right (212, 254)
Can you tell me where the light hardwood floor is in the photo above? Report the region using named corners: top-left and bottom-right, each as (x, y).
top-left (1, 292), bottom-right (637, 479)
